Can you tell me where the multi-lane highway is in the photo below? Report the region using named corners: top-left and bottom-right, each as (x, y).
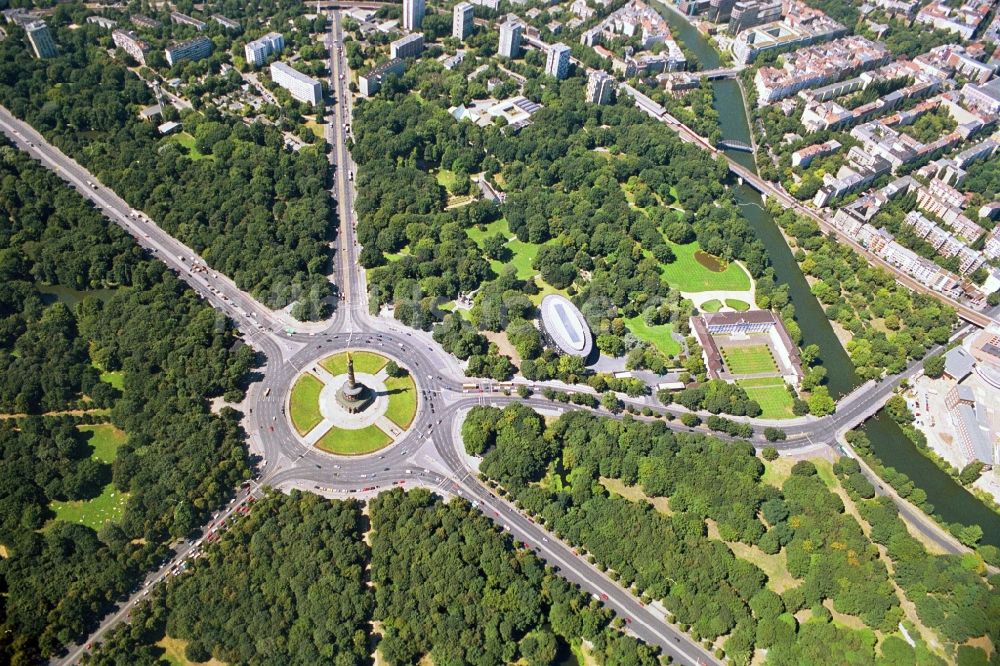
top-left (0, 11), bottom-right (984, 664)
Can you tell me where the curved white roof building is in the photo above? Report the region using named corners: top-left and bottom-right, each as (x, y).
top-left (540, 294), bottom-right (593, 358)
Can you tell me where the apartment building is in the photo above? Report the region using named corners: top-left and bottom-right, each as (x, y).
top-left (131, 15), bottom-right (162, 30)
top-left (545, 42), bottom-right (571, 80)
top-left (453, 2), bottom-right (474, 40)
top-left (270, 61), bottom-right (323, 105)
top-left (498, 16), bottom-right (523, 59)
top-left (25, 21), bottom-right (56, 59)
top-left (390, 33), bottom-right (424, 59)
top-left (170, 12), bottom-right (206, 31)
top-left (753, 36), bottom-right (889, 102)
top-left (112, 29), bottom-right (151, 65)
top-left (586, 70), bottom-right (615, 105)
top-left (359, 58), bottom-right (405, 97)
top-left (791, 139), bottom-right (841, 167)
top-left (245, 32), bottom-right (284, 68)
top-left (916, 0), bottom-right (991, 39)
top-left (165, 36), bottom-right (212, 66)
top-left (728, 0), bottom-right (781, 34)
top-left (87, 16), bottom-right (117, 29)
top-left (213, 15), bottom-right (240, 31)
top-left (403, 0), bottom-right (425, 31)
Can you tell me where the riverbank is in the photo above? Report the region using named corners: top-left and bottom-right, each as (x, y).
top-left (654, 4), bottom-right (1000, 549)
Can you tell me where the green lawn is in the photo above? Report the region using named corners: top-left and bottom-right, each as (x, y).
top-left (436, 168), bottom-right (460, 191)
top-left (319, 351), bottom-right (388, 376)
top-left (701, 299), bottom-right (723, 313)
top-left (171, 132), bottom-right (212, 161)
top-left (51, 483), bottom-right (128, 530)
top-left (99, 370), bottom-right (124, 390)
top-left (658, 241), bottom-right (751, 293)
top-left (385, 246), bottom-right (411, 262)
top-left (739, 378), bottom-right (794, 419)
top-left (289, 373), bottom-right (324, 435)
top-left (315, 424), bottom-right (392, 455)
top-left (726, 299), bottom-right (750, 311)
top-left (79, 424), bottom-right (126, 463)
top-left (624, 315), bottom-right (681, 356)
top-left (439, 301), bottom-right (471, 320)
top-left (528, 278), bottom-right (571, 306)
top-left (466, 218), bottom-right (544, 281)
top-left (385, 374), bottom-right (418, 428)
top-left (722, 345), bottom-right (779, 375)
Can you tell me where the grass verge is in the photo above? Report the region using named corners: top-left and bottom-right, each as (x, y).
top-left (315, 424), bottom-right (392, 455)
top-left (289, 373), bottom-right (324, 435)
top-left (623, 315), bottom-right (681, 356)
top-left (385, 374), bottom-right (418, 429)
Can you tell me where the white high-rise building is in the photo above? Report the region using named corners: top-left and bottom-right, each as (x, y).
top-left (270, 61), bottom-right (322, 105)
top-left (498, 18), bottom-right (523, 59)
top-left (453, 2), bottom-right (474, 40)
top-left (403, 0), bottom-right (425, 31)
top-left (244, 32), bottom-right (284, 68)
top-left (545, 42), bottom-right (571, 80)
top-left (586, 70), bottom-right (614, 104)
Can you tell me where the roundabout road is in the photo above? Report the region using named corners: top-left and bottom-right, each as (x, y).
top-left (1, 12), bottom-right (975, 664)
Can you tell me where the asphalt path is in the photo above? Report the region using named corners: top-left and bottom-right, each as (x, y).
top-left (0, 15), bottom-right (981, 663)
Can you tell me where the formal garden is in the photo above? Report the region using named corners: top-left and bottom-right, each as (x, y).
top-left (287, 351), bottom-right (417, 455)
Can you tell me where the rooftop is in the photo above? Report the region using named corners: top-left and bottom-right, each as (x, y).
top-left (540, 294), bottom-right (593, 357)
top-left (944, 346), bottom-right (976, 380)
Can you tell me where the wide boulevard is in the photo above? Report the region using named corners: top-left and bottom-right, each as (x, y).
top-left (0, 11), bottom-right (982, 664)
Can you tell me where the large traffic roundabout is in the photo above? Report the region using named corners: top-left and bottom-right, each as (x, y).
top-left (287, 350), bottom-right (418, 456)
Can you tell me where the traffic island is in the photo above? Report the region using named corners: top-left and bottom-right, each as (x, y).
top-left (286, 351), bottom-right (418, 456)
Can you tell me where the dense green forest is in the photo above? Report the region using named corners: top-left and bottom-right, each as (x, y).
top-left (86, 489), bottom-right (660, 665)
top-left (84, 492), bottom-right (372, 666)
top-left (0, 14), bottom-right (335, 319)
top-left (466, 405), bottom-right (998, 664)
top-left (0, 144), bottom-right (254, 663)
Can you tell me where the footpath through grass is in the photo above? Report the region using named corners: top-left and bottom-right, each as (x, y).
top-left (289, 373), bottom-right (324, 435)
top-left (385, 374), bottom-right (417, 428)
top-left (624, 315), bottom-right (681, 356)
top-left (315, 424), bottom-right (391, 455)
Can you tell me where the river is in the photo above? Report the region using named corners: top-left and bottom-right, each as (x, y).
top-left (655, 1), bottom-right (1000, 546)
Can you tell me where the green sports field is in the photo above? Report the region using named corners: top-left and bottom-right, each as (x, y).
top-left (624, 316), bottom-right (681, 356)
top-left (315, 424), bottom-right (392, 455)
top-left (289, 373), bottom-right (324, 435)
top-left (739, 378), bottom-right (794, 419)
top-left (721, 345), bottom-right (779, 375)
top-left (385, 374), bottom-right (418, 428)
